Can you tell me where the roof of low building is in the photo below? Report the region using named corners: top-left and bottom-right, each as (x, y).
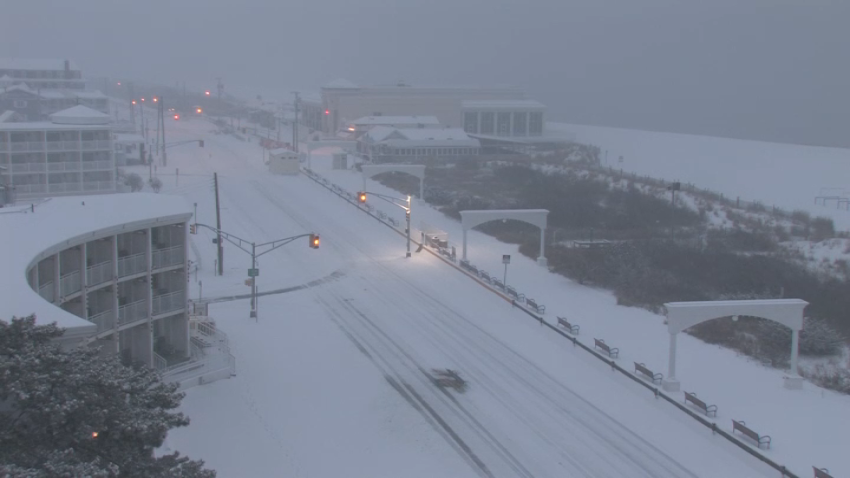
top-left (0, 58), bottom-right (80, 71)
top-left (461, 99), bottom-right (546, 110)
top-left (269, 148), bottom-right (298, 156)
top-left (363, 126), bottom-right (480, 148)
top-left (323, 78), bottom-right (358, 89)
top-left (350, 115), bottom-right (440, 126)
top-left (0, 194), bottom-right (193, 336)
top-left (49, 105), bottom-right (111, 125)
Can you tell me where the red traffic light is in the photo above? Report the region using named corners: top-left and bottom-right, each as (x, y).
top-left (131, 100), bottom-right (136, 105)
top-left (324, 109), bottom-right (330, 115)
top-left (173, 114), bottom-right (180, 120)
top-left (309, 234), bottom-right (320, 249)
top-left (153, 97), bottom-right (158, 102)
top-left (205, 90), bottom-right (211, 96)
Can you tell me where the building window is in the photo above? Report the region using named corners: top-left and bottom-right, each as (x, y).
top-left (463, 112), bottom-right (479, 134)
top-left (13, 100), bottom-right (27, 108)
top-left (513, 112), bottom-right (527, 136)
top-left (497, 112), bottom-right (511, 137)
top-left (480, 112), bottom-right (495, 135)
top-left (529, 112), bottom-right (543, 136)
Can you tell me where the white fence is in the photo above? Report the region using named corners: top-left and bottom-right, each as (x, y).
top-left (118, 299), bottom-right (148, 324)
top-left (38, 281), bottom-right (54, 302)
top-left (88, 310), bottom-right (114, 332)
top-left (163, 317), bottom-right (236, 390)
top-left (86, 260), bottom-right (113, 286)
top-left (152, 290), bottom-right (185, 316)
top-left (152, 246), bottom-right (184, 269)
top-left (117, 252), bottom-right (146, 277)
top-left (60, 270), bottom-right (81, 296)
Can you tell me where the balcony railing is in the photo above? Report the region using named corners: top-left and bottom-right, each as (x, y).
top-left (12, 184), bottom-right (47, 195)
top-left (86, 261), bottom-right (113, 286)
top-left (118, 299), bottom-right (148, 325)
top-left (81, 140), bottom-right (111, 151)
top-left (118, 253), bottom-right (147, 278)
top-left (88, 309), bottom-right (115, 332)
top-left (9, 141), bottom-right (44, 152)
top-left (152, 246), bottom-right (184, 270)
top-left (46, 140), bottom-right (80, 151)
top-left (153, 352), bottom-right (168, 372)
top-left (81, 160), bottom-right (112, 171)
top-left (47, 161), bottom-right (81, 171)
top-left (82, 181), bottom-right (115, 192)
top-left (11, 162), bottom-right (46, 173)
top-left (60, 270), bottom-right (81, 296)
top-left (152, 290), bottom-right (185, 316)
top-left (38, 281), bottom-right (54, 302)
top-left (48, 182), bottom-right (82, 194)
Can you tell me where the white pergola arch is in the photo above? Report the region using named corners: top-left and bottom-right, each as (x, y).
top-left (662, 299), bottom-right (808, 391)
top-left (460, 209), bottom-right (549, 266)
top-left (306, 141), bottom-right (358, 168)
top-left (361, 164), bottom-right (426, 200)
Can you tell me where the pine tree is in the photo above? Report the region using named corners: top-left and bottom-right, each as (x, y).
top-left (0, 316), bottom-right (215, 477)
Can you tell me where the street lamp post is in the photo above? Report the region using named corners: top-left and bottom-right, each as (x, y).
top-left (359, 191), bottom-right (412, 258)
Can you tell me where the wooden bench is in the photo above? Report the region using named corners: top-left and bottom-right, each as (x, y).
top-left (557, 317), bottom-right (580, 335)
top-left (634, 362), bottom-right (663, 384)
top-left (813, 467), bottom-right (833, 478)
top-left (459, 259), bottom-right (471, 271)
top-left (506, 286), bottom-right (519, 300)
top-left (478, 270), bottom-right (491, 282)
top-left (594, 338), bottom-right (619, 358)
top-left (491, 278), bottom-right (505, 290)
top-left (683, 392), bottom-right (717, 417)
top-left (732, 420), bottom-right (771, 449)
top-left (526, 298), bottom-right (545, 314)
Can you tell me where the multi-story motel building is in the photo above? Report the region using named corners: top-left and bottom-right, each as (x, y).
top-left (0, 194), bottom-right (235, 389)
top-left (0, 59), bottom-right (86, 91)
top-left (0, 105), bottom-right (115, 201)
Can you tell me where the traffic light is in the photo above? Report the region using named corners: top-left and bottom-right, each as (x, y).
top-left (173, 114), bottom-right (180, 120)
top-left (309, 234), bottom-right (320, 249)
top-left (205, 90), bottom-right (211, 96)
top-left (190, 224), bottom-right (197, 234)
top-left (358, 192), bottom-right (366, 203)
top-left (325, 109), bottom-right (330, 115)
top-left (196, 107), bottom-right (203, 114)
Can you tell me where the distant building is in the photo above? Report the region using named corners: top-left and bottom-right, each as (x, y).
top-left (320, 79), bottom-right (525, 135)
top-left (114, 133), bottom-right (146, 166)
top-left (268, 148), bottom-right (300, 175)
top-left (461, 100), bottom-right (546, 138)
top-left (0, 59), bottom-right (85, 90)
top-left (297, 93), bottom-right (323, 134)
top-left (358, 126), bottom-right (480, 162)
top-left (0, 105), bottom-right (116, 200)
top-left (346, 115), bottom-right (440, 139)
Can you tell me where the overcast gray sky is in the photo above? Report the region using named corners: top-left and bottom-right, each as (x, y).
top-left (2, 0), bottom-right (847, 147)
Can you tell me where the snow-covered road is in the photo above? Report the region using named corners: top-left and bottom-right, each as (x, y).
top-left (149, 116), bottom-right (777, 477)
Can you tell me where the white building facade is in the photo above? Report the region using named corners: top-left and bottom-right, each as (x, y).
top-left (0, 105), bottom-right (115, 200)
top-left (461, 100), bottom-right (546, 138)
top-left (358, 126), bottom-right (480, 162)
top-left (0, 59), bottom-right (86, 91)
top-left (1, 195), bottom-right (235, 389)
top-left (321, 80), bottom-right (525, 135)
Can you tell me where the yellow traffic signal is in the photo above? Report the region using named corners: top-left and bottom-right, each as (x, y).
top-left (358, 192), bottom-right (367, 203)
top-left (309, 234), bottom-right (320, 249)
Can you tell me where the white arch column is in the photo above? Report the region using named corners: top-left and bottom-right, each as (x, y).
top-left (459, 209), bottom-right (549, 266)
top-left (361, 164), bottom-right (426, 200)
top-left (663, 299), bottom-right (808, 391)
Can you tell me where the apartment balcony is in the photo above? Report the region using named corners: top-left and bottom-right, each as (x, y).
top-left (152, 246), bottom-right (184, 270)
top-left (118, 299), bottom-right (148, 325)
top-left (48, 182), bottom-right (82, 194)
top-left (81, 160), bottom-right (112, 171)
top-left (86, 260), bottom-right (113, 287)
top-left (12, 184), bottom-right (47, 195)
top-left (60, 270), bottom-right (81, 296)
top-left (10, 163), bottom-right (46, 173)
top-left (81, 140), bottom-right (112, 151)
top-left (152, 290), bottom-right (185, 316)
top-left (117, 252), bottom-right (147, 278)
top-left (46, 141), bottom-right (81, 151)
top-left (9, 142), bottom-right (44, 152)
top-left (47, 161), bottom-right (81, 172)
top-left (82, 181), bottom-right (115, 192)
top-left (38, 281), bottom-right (54, 302)
top-left (88, 309), bottom-right (115, 332)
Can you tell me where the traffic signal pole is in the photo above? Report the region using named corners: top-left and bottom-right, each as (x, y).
top-left (190, 224), bottom-right (317, 320)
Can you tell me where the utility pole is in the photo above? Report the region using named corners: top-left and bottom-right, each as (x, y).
top-left (214, 172), bottom-right (224, 276)
top-left (159, 98), bottom-right (168, 167)
top-left (292, 91), bottom-right (300, 152)
top-left (250, 242), bottom-right (257, 320)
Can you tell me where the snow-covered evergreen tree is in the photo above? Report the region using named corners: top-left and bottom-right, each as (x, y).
top-left (0, 316), bottom-right (215, 477)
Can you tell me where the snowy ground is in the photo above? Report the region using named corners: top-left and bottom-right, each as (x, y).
top-left (552, 123), bottom-right (850, 232)
top-left (130, 115), bottom-right (849, 477)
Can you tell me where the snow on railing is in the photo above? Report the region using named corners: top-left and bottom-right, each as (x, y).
top-left (152, 290), bottom-right (185, 316)
top-left (117, 252), bottom-right (146, 277)
top-left (86, 260), bottom-right (113, 286)
top-left (151, 245), bottom-right (184, 270)
top-left (60, 270), bottom-right (81, 296)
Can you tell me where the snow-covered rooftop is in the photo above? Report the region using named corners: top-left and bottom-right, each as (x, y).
top-left (462, 99), bottom-right (546, 110)
top-left (0, 84), bottom-right (38, 95)
top-left (363, 126), bottom-right (480, 148)
top-left (269, 148), bottom-right (297, 156)
top-left (350, 115), bottom-right (440, 126)
top-left (49, 105), bottom-right (110, 125)
top-left (0, 194), bottom-right (193, 336)
top-left (323, 78), bottom-right (358, 89)
top-left (0, 121), bottom-right (111, 131)
top-left (0, 58), bottom-right (80, 71)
